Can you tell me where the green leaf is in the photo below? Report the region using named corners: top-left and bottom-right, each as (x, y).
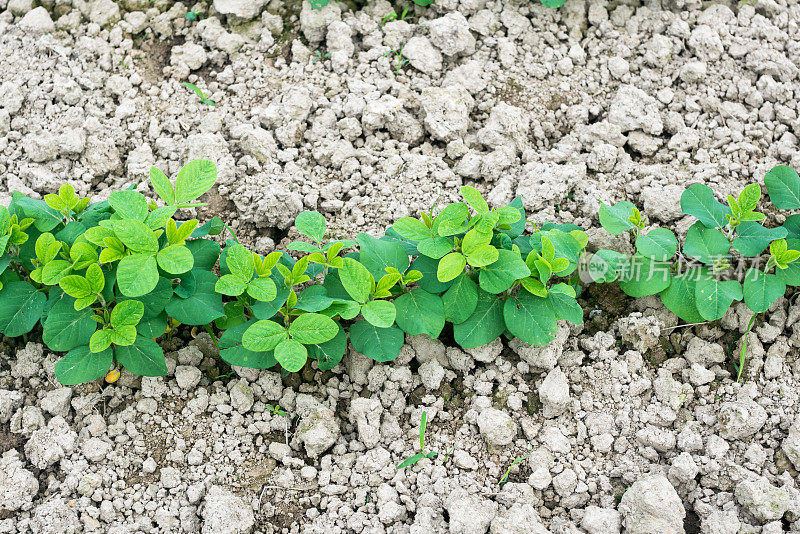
top-left (442, 273), bottom-right (478, 324)
top-left (110, 325), bottom-right (137, 346)
top-left (437, 252), bottom-right (466, 283)
top-left (683, 223), bottom-right (730, 264)
top-left (149, 167), bottom-right (175, 205)
top-left (461, 186), bottom-right (489, 214)
top-left (145, 206), bottom-right (177, 230)
top-left (42, 296), bottom-right (96, 351)
top-left (546, 290), bottom-right (583, 324)
top-left (121, 277), bottom-right (173, 319)
top-left (215, 301), bottom-right (247, 330)
top-left (115, 336), bottom-right (168, 376)
top-left (340, 258), bottom-right (373, 304)
top-left (397, 453), bottom-right (426, 469)
top-left (680, 184), bottom-right (731, 228)
top-left (41, 260), bottom-right (73, 285)
top-left (116, 254), bottom-right (159, 297)
top-left (695, 276), bottom-right (743, 321)
top-left (453, 289), bottom-right (505, 349)
top-left (59, 275), bottom-right (93, 299)
top-left (86, 264), bottom-right (105, 293)
top-left (738, 183), bottom-right (761, 213)
top-left (242, 319), bottom-right (287, 351)
top-left (532, 230), bottom-right (583, 275)
top-left (186, 239), bottom-right (221, 270)
top-left (247, 277), bottom-right (277, 302)
top-left (219, 320), bottom-right (277, 370)
top-left (357, 234), bottom-right (410, 280)
top-left (295, 211), bottom-right (326, 243)
top-left (251, 274), bottom-right (291, 320)
top-left (394, 289), bottom-right (445, 338)
top-left (54, 346), bottom-right (113, 386)
top-left (635, 228), bottom-right (678, 261)
top-left (764, 165), bottom-right (800, 209)
top-left (288, 241), bottom-right (321, 253)
top-left (436, 203), bottom-right (470, 236)
top-left (598, 201), bottom-right (636, 235)
top-left (732, 222), bottom-right (788, 257)
top-left (288, 313), bottom-right (338, 344)
top-left (504, 292), bottom-right (557, 346)
top-left (137, 313), bottom-right (168, 338)
top-left (501, 197), bottom-right (526, 239)
top-left (539, 0), bottom-right (566, 7)
top-left (618, 254), bottom-right (672, 297)
top-left (174, 159), bottom-right (217, 204)
top-left (660, 271), bottom-right (705, 323)
top-left (417, 236), bottom-right (454, 259)
top-left (307, 323), bottom-right (346, 370)
top-left (781, 214), bottom-right (800, 240)
top-left (466, 245), bottom-right (499, 268)
top-left (393, 217), bottom-right (432, 241)
top-left (111, 300), bottom-right (144, 327)
top-left (156, 245), bottom-right (194, 274)
top-left (295, 286), bottom-right (335, 312)
top-left (215, 273), bottom-right (247, 296)
top-left (411, 255), bottom-right (454, 294)
top-left (0, 281), bottom-right (46, 336)
top-left (478, 249), bottom-right (530, 294)
top-left (361, 300), bottom-right (397, 328)
top-left (226, 244), bottom-right (254, 282)
top-left (113, 219), bottom-right (159, 253)
top-left (15, 196), bottom-right (62, 231)
top-left (89, 330), bottom-right (112, 353)
top-left (108, 191), bottom-right (149, 222)
top-left (586, 250), bottom-right (628, 283)
top-left (274, 339), bottom-right (307, 373)
top-left (349, 320), bottom-right (404, 362)
top-left (743, 268), bottom-right (785, 313)
top-left (164, 270), bottom-right (224, 325)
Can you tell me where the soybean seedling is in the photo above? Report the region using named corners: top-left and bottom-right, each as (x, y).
top-left (312, 50), bottom-right (331, 64)
top-left (182, 82), bottom-right (216, 107)
top-left (499, 447), bottom-right (533, 487)
top-left (383, 45), bottom-right (409, 75)
top-left (397, 411), bottom-right (438, 469)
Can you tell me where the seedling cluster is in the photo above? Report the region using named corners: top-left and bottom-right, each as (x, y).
top-left (593, 165), bottom-right (800, 378)
top-left (0, 159), bottom-right (588, 385)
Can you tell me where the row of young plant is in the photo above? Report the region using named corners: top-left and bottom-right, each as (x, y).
top-left (1, 160), bottom-right (798, 385)
top-left (592, 165), bottom-right (800, 378)
top-left (0, 160), bottom-right (588, 385)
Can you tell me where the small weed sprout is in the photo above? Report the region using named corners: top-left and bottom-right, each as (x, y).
top-left (499, 447), bottom-right (533, 487)
top-left (182, 82), bottom-right (216, 107)
top-left (397, 411), bottom-right (438, 469)
top-left (185, 11), bottom-right (203, 21)
top-left (312, 50), bottom-right (331, 64)
top-left (381, 6), bottom-right (410, 26)
top-left (267, 404), bottom-right (287, 417)
top-left (383, 45), bottom-right (410, 75)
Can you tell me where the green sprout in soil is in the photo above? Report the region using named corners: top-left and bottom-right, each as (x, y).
top-left (312, 50), bottom-right (331, 64)
top-left (381, 6), bottom-right (410, 26)
top-left (384, 46), bottom-right (410, 75)
top-left (397, 411), bottom-right (439, 469)
top-left (499, 447), bottom-right (533, 487)
top-left (183, 82), bottom-right (216, 107)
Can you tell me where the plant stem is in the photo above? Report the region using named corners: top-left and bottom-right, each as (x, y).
top-left (738, 314), bottom-right (757, 382)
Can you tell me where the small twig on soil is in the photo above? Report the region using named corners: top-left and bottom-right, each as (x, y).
top-left (662, 321), bottom-right (710, 332)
